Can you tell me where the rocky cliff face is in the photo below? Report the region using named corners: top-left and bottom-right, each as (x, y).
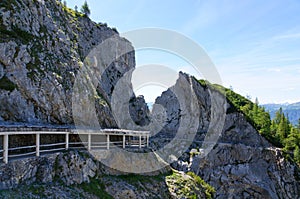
top-left (0, 150), bottom-right (212, 199)
top-left (190, 113), bottom-right (300, 198)
top-left (0, 0), bottom-right (137, 127)
top-left (152, 73), bottom-right (300, 198)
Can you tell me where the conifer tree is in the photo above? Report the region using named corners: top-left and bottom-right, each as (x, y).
top-left (294, 146), bottom-right (300, 164)
top-left (274, 107), bottom-right (283, 124)
top-left (81, 1), bottom-right (91, 17)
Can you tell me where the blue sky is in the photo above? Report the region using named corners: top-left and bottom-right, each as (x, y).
top-left (67, 0), bottom-right (300, 104)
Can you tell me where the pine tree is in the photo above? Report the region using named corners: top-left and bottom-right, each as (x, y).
top-left (258, 111), bottom-right (271, 138)
top-left (81, 1), bottom-right (91, 17)
top-left (271, 108), bottom-right (291, 147)
top-left (284, 128), bottom-right (299, 150)
top-left (294, 146), bottom-right (300, 164)
top-left (277, 115), bottom-right (289, 142)
top-left (255, 97), bottom-right (259, 105)
top-left (274, 107), bottom-right (283, 124)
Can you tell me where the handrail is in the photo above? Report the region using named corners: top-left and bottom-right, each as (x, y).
top-left (40, 148), bottom-right (66, 153)
top-left (9, 151), bottom-right (36, 158)
top-left (1, 129), bottom-right (150, 164)
top-left (0, 131), bottom-right (68, 135)
top-left (9, 145), bottom-right (36, 151)
top-left (40, 142), bottom-right (66, 148)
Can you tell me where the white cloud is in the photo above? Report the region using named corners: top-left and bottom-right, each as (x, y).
top-left (273, 33), bottom-right (300, 40)
top-left (284, 87), bottom-right (295, 91)
top-left (267, 68), bottom-right (281, 72)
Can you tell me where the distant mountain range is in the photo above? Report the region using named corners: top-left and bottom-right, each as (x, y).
top-left (263, 102), bottom-right (300, 126)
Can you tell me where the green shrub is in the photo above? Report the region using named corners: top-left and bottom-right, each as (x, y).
top-left (197, 78), bottom-right (300, 165)
top-left (187, 171), bottom-right (215, 199)
top-left (78, 178), bottom-right (113, 199)
top-left (0, 76), bottom-right (17, 91)
top-left (0, 25), bottom-right (35, 44)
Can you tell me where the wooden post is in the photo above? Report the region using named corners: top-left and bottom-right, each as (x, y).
top-left (139, 135), bottom-right (142, 149)
top-left (123, 134), bottom-right (125, 149)
top-left (36, 133), bottom-right (40, 157)
top-left (88, 133), bottom-right (91, 151)
top-left (107, 134), bottom-right (110, 149)
top-left (3, 134), bottom-right (8, 164)
top-left (65, 132), bottom-right (69, 150)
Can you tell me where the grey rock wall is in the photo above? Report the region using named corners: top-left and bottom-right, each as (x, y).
top-left (152, 73), bottom-right (300, 198)
top-left (0, 0), bottom-right (136, 128)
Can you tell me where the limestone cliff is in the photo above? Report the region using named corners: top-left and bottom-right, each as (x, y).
top-left (0, 150), bottom-right (213, 199)
top-left (0, 0), bottom-right (136, 127)
top-left (152, 73), bottom-right (300, 198)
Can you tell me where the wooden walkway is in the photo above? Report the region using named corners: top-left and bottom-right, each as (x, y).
top-left (0, 129), bottom-right (150, 164)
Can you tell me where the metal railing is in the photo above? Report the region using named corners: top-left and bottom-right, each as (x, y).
top-left (0, 129), bottom-right (150, 164)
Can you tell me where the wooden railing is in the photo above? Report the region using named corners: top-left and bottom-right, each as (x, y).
top-left (0, 129), bottom-right (150, 164)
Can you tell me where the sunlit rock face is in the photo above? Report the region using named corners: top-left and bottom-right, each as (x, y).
top-left (0, 0), bottom-right (136, 128)
top-left (154, 75), bottom-right (300, 198)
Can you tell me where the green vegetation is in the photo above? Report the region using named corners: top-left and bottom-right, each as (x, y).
top-left (0, 76), bottom-right (17, 91)
top-left (0, 179), bottom-right (113, 198)
top-left (107, 170), bottom-right (215, 198)
top-left (199, 79), bottom-right (271, 136)
top-left (111, 27), bottom-right (118, 33)
top-left (264, 102), bottom-right (300, 126)
top-left (81, 1), bottom-right (91, 17)
top-left (62, 4), bottom-right (85, 18)
top-left (0, 25), bottom-right (35, 44)
top-left (226, 90), bottom-right (272, 139)
top-left (272, 109), bottom-right (300, 164)
top-left (226, 90), bottom-right (300, 165)
top-left (59, 0), bottom-right (87, 19)
top-left (26, 60), bottom-right (45, 81)
top-left (75, 178), bottom-right (113, 199)
top-left (113, 173), bottom-right (153, 184)
top-left (187, 172), bottom-right (215, 199)
top-left (27, 184), bottom-right (46, 197)
top-left (0, 184), bottom-right (47, 198)
top-left (197, 79), bottom-right (300, 165)
top-left (166, 170), bottom-right (215, 199)
top-left (0, 0), bottom-right (17, 11)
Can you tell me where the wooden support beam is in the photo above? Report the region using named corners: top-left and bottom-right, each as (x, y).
top-left (36, 133), bottom-right (40, 157)
top-left (3, 134), bottom-right (8, 164)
